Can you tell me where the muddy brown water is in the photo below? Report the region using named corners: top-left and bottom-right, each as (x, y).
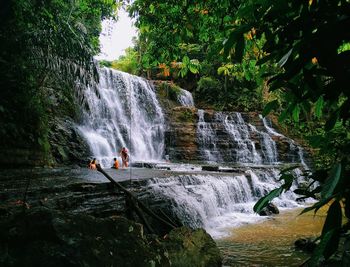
top-left (216, 208), bottom-right (326, 266)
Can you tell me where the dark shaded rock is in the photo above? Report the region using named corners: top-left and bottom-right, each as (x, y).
top-left (163, 227), bottom-right (222, 267)
top-left (202, 165), bottom-right (219, 172)
top-left (294, 238), bottom-right (316, 253)
top-left (131, 162), bottom-right (157, 169)
top-left (341, 237), bottom-right (350, 266)
top-left (0, 207), bottom-right (170, 267)
top-left (218, 168), bottom-right (241, 173)
top-left (0, 148), bottom-right (48, 168)
top-left (48, 118), bottom-right (90, 166)
top-left (258, 203), bottom-right (279, 216)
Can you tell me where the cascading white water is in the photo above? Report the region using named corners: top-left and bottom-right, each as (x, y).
top-left (196, 111), bottom-right (308, 166)
top-left (77, 67), bottom-right (165, 167)
top-left (177, 88), bottom-right (195, 107)
top-left (197, 109), bottom-right (223, 162)
top-left (249, 124), bottom-right (279, 164)
top-left (147, 168), bottom-right (306, 238)
top-left (217, 112), bottom-right (262, 164)
top-left (260, 115), bottom-right (308, 168)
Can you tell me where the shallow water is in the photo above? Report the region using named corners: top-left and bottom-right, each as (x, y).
top-left (216, 208), bottom-right (326, 266)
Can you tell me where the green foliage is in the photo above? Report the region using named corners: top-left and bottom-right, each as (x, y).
top-left (99, 60), bottom-right (112, 68)
top-left (196, 77), bottom-right (222, 102)
top-left (178, 56), bottom-right (201, 78)
top-left (109, 47), bottom-right (139, 75)
top-left (228, 0), bottom-right (350, 264)
top-left (178, 110), bottom-right (194, 123)
top-left (0, 0), bottom-right (118, 150)
top-left (253, 166), bottom-right (298, 213)
top-left (158, 82), bottom-right (181, 102)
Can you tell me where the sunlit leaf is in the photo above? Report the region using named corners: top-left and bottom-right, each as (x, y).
top-left (278, 48), bottom-right (293, 67)
top-left (315, 96), bottom-right (324, 119)
top-left (292, 104), bottom-right (300, 122)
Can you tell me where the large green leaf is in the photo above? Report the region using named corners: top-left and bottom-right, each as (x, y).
top-left (292, 104), bottom-right (300, 122)
top-left (279, 173), bottom-right (294, 190)
top-left (234, 34), bottom-right (245, 63)
top-left (314, 95), bottom-right (324, 119)
top-left (321, 201), bottom-right (342, 237)
top-left (223, 24), bottom-right (251, 58)
top-left (253, 187), bottom-right (283, 213)
top-left (325, 111), bottom-right (339, 131)
top-left (309, 229), bottom-right (336, 266)
top-left (309, 201), bottom-right (342, 265)
top-left (321, 163), bottom-right (342, 199)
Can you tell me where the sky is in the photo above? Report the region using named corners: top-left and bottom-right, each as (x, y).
top-left (96, 9), bottom-right (137, 61)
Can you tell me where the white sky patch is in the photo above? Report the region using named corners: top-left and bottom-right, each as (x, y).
top-left (96, 9), bottom-right (137, 61)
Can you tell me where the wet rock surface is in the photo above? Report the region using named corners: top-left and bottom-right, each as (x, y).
top-left (164, 108), bottom-right (312, 165)
top-left (0, 167), bottom-right (223, 267)
top-left (48, 118), bottom-right (91, 166)
top-left (0, 207), bottom-right (170, 267)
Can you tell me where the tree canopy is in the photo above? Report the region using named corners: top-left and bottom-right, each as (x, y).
top-left (0, 0), bottom-right (118, 150)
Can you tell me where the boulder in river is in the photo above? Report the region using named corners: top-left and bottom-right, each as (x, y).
top-left (294, 237), bottom-right (317, 253)
top-left (258, 203), bottom-right (280, 216)
top-left (162, 227), bottom-right (222, 267)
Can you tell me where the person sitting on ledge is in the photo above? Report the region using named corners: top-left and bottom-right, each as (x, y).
top-left (112, 157), bottom-right (119, 169)
top-left (88, 158), bottom-right (97, 170)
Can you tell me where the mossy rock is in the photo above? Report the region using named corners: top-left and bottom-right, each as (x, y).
top-left (171, 107), bottom-right (197, 123)
top-left (162, 227), bottom-right (222, 267)
top-left (0, 207), bottom-right (170, 267)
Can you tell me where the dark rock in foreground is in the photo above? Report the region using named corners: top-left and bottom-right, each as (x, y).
top-left (294, 237), bottom-right (317, 253)
top-left (0, 207), bottom-right (168, 267)
top-left (163, 227), bottom-right (222, 267)
top-left (0, 206), bottom-right (222, 267)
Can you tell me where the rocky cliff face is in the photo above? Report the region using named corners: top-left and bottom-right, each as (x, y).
top-left (164, 107), bottom-right (311, 165)
top-left (48, 118), bottom-right (91, 166)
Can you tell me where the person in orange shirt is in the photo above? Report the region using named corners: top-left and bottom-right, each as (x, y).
top-left (112, 157), bottom-right (119, 169)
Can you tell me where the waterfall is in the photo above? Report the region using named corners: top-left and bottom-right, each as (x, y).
top-left (195, 110), bottom-right (307, 166)
top-left (177, 88), bottom-right (195, 107)
top-left (260, 115), bottom-right (309, 168)
top-left (217, 112), bottom-right (262, 164)
top-left (197, 109), bottom-right (222, 162)
top-left (147, 168), bottom-right (306, 237)
top-left (77, 67), bottom-right (165, 167)
top-left (248, 124), bottom-right (279, 164)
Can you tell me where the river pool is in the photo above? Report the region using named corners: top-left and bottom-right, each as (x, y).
top-left (216, 208), bottom-right (326, 266)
